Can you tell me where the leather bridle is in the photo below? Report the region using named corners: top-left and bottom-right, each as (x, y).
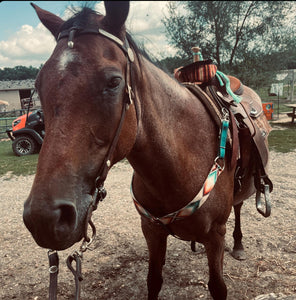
top-left (58, 25), bottom-right (135, 238)
top-left (47, 26), bottom-right (136, 300)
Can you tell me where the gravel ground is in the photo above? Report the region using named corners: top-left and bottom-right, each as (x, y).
top-left (0, 150), bottom-right (295, 300)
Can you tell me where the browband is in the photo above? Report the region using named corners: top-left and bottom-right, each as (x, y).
top-left (57, 27), bottom-right (134, 62)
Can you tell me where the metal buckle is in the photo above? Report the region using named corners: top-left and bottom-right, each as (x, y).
top-left (214, 156), bottom-right (225, 172)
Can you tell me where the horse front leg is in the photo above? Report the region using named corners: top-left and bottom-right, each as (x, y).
top-left (231, 201), bottom-right (246, 260)
top-left (204, 224), bottom-right (227, 300)
top-left (141, 219), bottom-right (168, 300)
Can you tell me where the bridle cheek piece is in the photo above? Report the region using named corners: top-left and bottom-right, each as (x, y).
top-left (47, 26), bottom-right (135, 300)
top-left (58, 25), bottom-right (135, 231)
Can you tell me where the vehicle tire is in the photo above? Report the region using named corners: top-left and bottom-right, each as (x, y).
top-left (12, 135), bottom-right (37, 156)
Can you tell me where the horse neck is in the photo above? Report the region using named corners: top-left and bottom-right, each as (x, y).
top-left (127, 57), bottom-right (218, 201)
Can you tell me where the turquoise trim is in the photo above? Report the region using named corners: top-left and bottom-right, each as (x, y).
top-left (216, 70), bottom-right (241, 103)
top-left (192, 52), bottom-right (203, 61)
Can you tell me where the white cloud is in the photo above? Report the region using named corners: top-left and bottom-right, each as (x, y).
top-left (98, 1), bottom-right (177, 59)
top-left (0, 1), bottom-right (176, 68)
top-left (0, 23), bottom-right (56, 67)
top-left (126, 1), bottom-right (176, 59)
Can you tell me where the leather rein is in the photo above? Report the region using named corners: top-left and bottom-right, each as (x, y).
top-left (47, 26), bottom-right (135, 300)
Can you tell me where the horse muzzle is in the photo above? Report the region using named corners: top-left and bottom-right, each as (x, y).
top-left (23, 197), bottom-right (85, 250)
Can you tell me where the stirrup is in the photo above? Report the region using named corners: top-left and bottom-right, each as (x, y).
top-left (256, 183), bottom-right (271, 217)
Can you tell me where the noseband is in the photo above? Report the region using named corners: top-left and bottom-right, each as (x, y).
top-left (47, 27), bottom-right (136, 300)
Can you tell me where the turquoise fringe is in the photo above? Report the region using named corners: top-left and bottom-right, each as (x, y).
top-left (216, 70), bottom-right (241, 103)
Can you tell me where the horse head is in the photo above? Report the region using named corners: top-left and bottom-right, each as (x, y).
top-left (23, 1), bottom-right (137, 250)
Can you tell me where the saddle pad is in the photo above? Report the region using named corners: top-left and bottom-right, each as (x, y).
top-left (174, 59), bottom-right (217, 84)
top-left (174, 61), bottom-right (243, 96)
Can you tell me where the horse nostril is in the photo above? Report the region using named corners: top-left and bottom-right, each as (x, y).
top-left (54, 200), bottom-right (78, 241)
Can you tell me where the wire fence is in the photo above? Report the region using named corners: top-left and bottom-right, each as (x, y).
top-left (0, 109), bottom-right (27, 139)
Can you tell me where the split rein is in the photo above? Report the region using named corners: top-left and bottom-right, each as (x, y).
top-left (46, 26), bottom-right (135, 300)
top-left (47, 185), bottom-right (107, 300)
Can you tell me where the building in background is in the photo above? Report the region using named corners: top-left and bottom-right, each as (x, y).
top-left (0, 80), bottom-right (39, 110)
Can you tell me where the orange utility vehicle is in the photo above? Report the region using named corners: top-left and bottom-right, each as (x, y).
top-left (6, 109), bottom-right (44, 156)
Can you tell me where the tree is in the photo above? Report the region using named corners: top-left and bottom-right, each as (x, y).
top-left (162, 1), bottom-right (296, 86)
top-left (0, 66), bottom-right (39, 81)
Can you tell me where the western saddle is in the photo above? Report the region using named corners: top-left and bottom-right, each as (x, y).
top-left (174, 47), bottom-right (273, 217)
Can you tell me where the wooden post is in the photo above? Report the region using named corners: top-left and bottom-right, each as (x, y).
top-left (291, 69), bottom-right (295, 102)
top-left (191, 46), bottom-right (201, 62)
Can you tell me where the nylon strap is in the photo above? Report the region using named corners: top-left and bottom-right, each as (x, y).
top-left (219, 116), bottom-right (229, 159)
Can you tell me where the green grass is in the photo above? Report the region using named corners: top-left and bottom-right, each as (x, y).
top-left (0, 140), bottom-right (39, 177)
top-left (269, 123), bottom-right (296, 153)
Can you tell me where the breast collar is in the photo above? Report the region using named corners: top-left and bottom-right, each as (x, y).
top-left (130, 158), bottom-right (225, 228)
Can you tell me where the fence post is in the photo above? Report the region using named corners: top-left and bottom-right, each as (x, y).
top-left (291, 69), bottom-right (295, 102)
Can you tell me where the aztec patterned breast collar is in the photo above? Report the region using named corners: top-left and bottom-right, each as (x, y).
top-left (130, 104), bottom-right (230, 227)
top-left (130, 157), bottom-right (224, 226)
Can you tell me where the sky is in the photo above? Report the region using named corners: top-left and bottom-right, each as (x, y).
top-left (0, 1), bottom-right (178, 68)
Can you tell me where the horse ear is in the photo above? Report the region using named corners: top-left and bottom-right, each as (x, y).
top-left (103, 1), bottom-right (129, 34)
top-left (30, 2), bottom-right (64, 39)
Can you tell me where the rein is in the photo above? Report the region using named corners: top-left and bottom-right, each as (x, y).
top-left (47, 26), bottom-right (135, 300)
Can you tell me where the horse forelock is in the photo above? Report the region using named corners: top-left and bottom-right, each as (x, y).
top-left (59, 6), bottom-right (103, 32)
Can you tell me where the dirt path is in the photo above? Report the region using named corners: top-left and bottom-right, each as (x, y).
top-left (0, 150), bottom-right (295, 300)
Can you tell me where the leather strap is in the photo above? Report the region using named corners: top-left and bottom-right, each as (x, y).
top-left (66, 252), bottom-right (83, 300)
top-left (58, 25), bottom-right (135, 211)
top-left (48, 250), bottom-right (59, 300)
top-left (229, 111), bottom-right (239, 169)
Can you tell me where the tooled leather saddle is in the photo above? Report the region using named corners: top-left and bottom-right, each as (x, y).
top-left (174, 59), bottom-right (273, 217)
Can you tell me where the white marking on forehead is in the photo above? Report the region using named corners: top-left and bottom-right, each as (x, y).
top-left (58, 49), bottom-right (79, 71)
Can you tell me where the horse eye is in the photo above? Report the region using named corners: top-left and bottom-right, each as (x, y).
top-left (107, 77), bottom-right (121, 88)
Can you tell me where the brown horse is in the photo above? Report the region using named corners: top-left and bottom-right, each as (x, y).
top-left (23, 2), bottom-right (270, 299)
